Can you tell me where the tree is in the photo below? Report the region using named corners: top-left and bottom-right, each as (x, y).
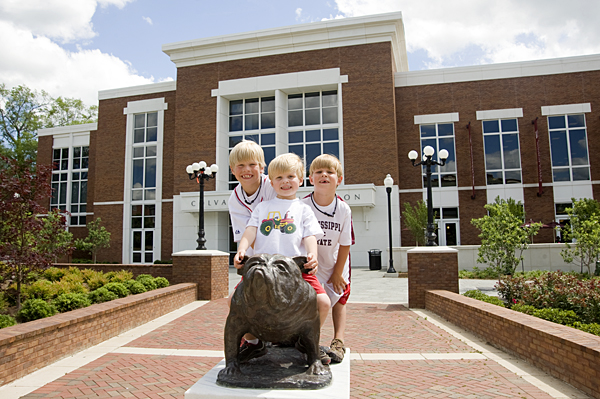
top-left (0, 84), bottom-right (48, 165)
top-left (0, 83), bottom-right (98, 165)
top-left (402, 200), bottom-right (430, 246)
top-left (471, 197), bottom-right (541, 276)
top-left (43, 96), bottom-right (98, 128)
top-left (560, 198), bottom-right (600, 275)
top-left (75, 218), bottom-right (111, 263)
top-left (0, 156), bottom-right (73, 309)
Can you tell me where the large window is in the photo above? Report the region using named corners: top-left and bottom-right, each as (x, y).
top-left (131, 112), bottom-right (158, 263)
top-left (419, 123), bottom-right (456, 187)
top-left (228, 97), bottom-right (276, 189)
top-left (51, 146), bottom-right (89, 226)
top-left (227, 91), bottom-right (341, 186)
top-left (287, 91), bottom-right (340, 185)
top-left (483, 119), bottom-right (522, 185)
top-left (548, 114), bottom-right (590, 182)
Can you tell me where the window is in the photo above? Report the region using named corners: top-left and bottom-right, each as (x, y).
top-left (419, 123), bottom-right (456, 187)
top-left (555, 203), bottom-right (571, 243)
top-left (548, 114), bottom-right (590, 182)
top-left (287, 91), bottom-right (340, 185)
top-left (50, 146), bottom-right (89, 226)
top-left (131, 112), bottom-right (158, 263)
top-left (432, 207), bottom-right (460, 246)
top-left (228, 97), bottom-right (276, 189)
top-left (483, 119), bottom-right (522, 185)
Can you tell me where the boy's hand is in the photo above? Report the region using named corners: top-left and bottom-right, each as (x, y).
top-left (233, 250), bottom-right (246, 269)
top-left (304, 253), bottom-right (318, 275)
top-left (328, 273), bottom-right (347, 295)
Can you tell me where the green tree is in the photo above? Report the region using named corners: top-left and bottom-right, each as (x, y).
top-left (471, 197), bottom-right (541, 276)
top-left (402, 200), bottom-right (431, 246)
top-left (560, 198), bottom-right (600, 275)
top-left (0, 84), bottom-right (48, 165)
top-left (43, 96), bottom-right (98, 128)
top-left (75, 218), bottom-right (111, 263)
top-left (0, 156), bottom-right (73, 310)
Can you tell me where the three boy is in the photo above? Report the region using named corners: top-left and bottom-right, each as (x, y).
top-left (228, 141), bottom-right (352, 364)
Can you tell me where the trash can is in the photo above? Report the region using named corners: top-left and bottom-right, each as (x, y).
top-left (368, 249), bottom-right (382, 270)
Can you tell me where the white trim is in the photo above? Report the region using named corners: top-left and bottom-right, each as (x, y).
top-left (162, 12), bottom-right (408, 72)
top-left (414, 113), bottom-right (459, 125)
top-left (541, 103), bottom-right (591, 116)
top-left (38, 123), bottom-right (96, 137)
top-left (395, 53), bottom-right (600, 87)
top-left (476, 108), bottom-right (523, 120)
top-left (122, 98), bottom-right (167, 264)
top-left (99, 81), bottom-right (176, 101)
top-left (212, 68), bottom-right (348, 99)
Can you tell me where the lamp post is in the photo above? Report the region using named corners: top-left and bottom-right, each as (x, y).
top-left (384, 174), bottom-right (396, 273)
top-left (186, 161), bottom-right (219, 250)
top-left (408, 146), bottom-right (449, 246)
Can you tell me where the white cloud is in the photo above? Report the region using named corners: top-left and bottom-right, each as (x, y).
top-left (142, 16), bottom-right (153, 25)
top-left (333, 0), bottom-right (600, 69)
top-left (295, 8), bottom-right (302, 20)
top-left (0, 0), bottom-right (156, 106)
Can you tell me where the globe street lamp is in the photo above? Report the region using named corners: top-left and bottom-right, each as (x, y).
top-left (384, 174), bottom-right (396, 273)
top-left (408, 146), bottom-right (449, 246)
top-left (186, 161), bottom-right (219, 250)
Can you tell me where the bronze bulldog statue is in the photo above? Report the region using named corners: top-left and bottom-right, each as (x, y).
top-left (218, 253), bottom-right (328, 383)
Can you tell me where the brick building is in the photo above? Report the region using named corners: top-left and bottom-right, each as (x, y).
top-left (38, 12), bottom-right (600, 266)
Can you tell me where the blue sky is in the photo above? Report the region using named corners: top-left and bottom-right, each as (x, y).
top-left (2, 0), bottom-right (600, 106)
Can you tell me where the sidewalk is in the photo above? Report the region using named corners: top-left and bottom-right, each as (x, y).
top-left (0, 268), bottom-right (590, 399)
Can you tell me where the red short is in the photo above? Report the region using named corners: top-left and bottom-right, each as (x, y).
top-left (337, 282), bottom-right (351, 305)
top-left (234, 274), bottom-right (326, 295)
top-left (303, 273), bottom-right (326, 295)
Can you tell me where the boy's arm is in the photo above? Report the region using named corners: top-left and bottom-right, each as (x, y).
top-left (303, 235), bottom-right (318, 275)
top-left (234, 226), bottom-right (257, 269)
top-left (328, 245), bottom-right (350, 294)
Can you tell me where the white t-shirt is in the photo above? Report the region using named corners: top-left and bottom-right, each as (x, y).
top-left (247, 198), bottom-right (323, 258)
top-left (302, 194), bottom-right (353, 305)
top-left (228, 174), bottom-right (276, 243)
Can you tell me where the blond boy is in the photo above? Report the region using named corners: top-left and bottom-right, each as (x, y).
top-left (302, 154), bottom-right (353, 363)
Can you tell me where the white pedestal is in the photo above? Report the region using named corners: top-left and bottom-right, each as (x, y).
top-left (185, 349), bottom-right (350, 399)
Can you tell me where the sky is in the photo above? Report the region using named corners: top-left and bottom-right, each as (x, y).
top-left (2, 0), bottom-right (600, 107)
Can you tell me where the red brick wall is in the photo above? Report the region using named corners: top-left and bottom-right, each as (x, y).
top-left (0, 284), bottom-right (196, 387)
top-left (171, 253), bottom-right (229, 300)
top-left (396, 71), bottom-right (600, 245)
top-left (426, 290), bottom-right (600, 399)
top-left (407, 250), bottom-right (459, 308)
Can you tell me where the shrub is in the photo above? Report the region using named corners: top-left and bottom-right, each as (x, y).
top-left (82, 270), bottom-right (108, 291)
top-left (154, 277), bottom-right (169, 289)
top-left (153, 259), bottom-right (173, 264)
top-left (49, 281), bottom-right (87, 299)
top-left (463, 290), bottom-right (505, 306)
top-left (570, 322), bottom-right (600, 337)
top-left (52, 293), bottom-right (92, 313)
top-left (459, 266), bottom-right (499, 280)
top-left (124, 279), bottom-right (147, 294)
top-left (136, 274), bottom-right (157, 290)
top-left (511, 303), bottom-right (537, 315)
top-left (17, 299), bottom-right (57, 322)
top-left (0, 292), bottom-right (8, 313)
top-left (103, 282), bottom-right (129, 298)
top-left (534, 308), bottom-right (580, 325)
top-left (0, 314), bottom-right (16, 329)
top-left (109, 270), bottom-right (133, 283)
top-left (43, 267), bottom-right (66, 282)
top-left (22, 280), bottom-right (54, 301)
top-left (88, 287), bottom-right (118, 304)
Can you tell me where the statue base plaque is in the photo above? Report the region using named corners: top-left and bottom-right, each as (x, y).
top-left (185, 348), bottom-right (350, 399)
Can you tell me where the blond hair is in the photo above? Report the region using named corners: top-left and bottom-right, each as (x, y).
top-left (228, 140), bottom-right (266, 170)
top-left (309, 154), bottom-right (343, 176)
top-left (268, 153), bottom-right (305, 182)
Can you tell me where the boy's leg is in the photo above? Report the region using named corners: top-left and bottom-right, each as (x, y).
top-left (316, 293), bottom-right (331, 328)
top-left (228, 286), bottom-right (265, 362)
top-left (332, 301), bottom-right (346, 342)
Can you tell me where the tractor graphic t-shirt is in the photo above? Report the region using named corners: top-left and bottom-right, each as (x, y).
top-left (247, 198), bottom-right (323, 258)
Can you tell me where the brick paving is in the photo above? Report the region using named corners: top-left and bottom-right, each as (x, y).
top-left (15, 297), bottom-right (580, 399)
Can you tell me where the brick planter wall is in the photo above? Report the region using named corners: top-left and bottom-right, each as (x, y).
top-left (426, 290), bottom-right (600, 399)
top-left (0, 283), bottom-right (196, 387)
top-left (407, 247), bottom-right (459, 308)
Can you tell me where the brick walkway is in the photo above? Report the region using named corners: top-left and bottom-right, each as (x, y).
top-left (6, 297), bottom-right (589, 399)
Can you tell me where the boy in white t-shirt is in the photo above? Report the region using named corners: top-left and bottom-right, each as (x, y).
top-left (234, 153), bottom-right (332, 364)
top-left (302, 154), bottom-right (354, 363)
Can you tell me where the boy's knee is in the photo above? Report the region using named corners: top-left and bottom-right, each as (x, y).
top-left (317, 293), bottom-right (331, 309)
